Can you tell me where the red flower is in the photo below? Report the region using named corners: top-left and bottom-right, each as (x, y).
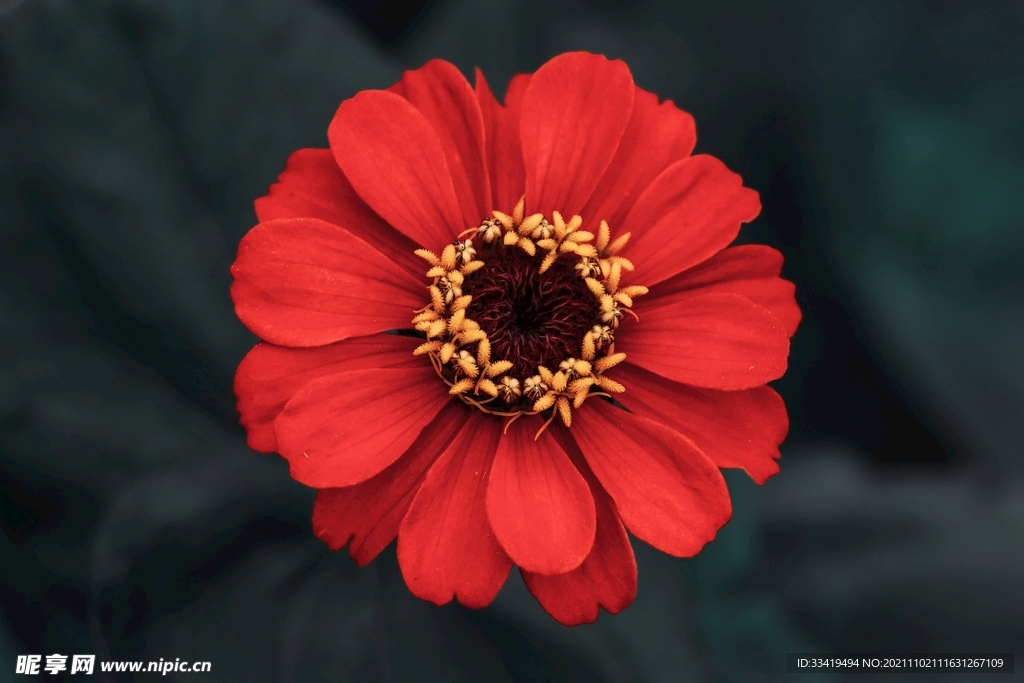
top-left (230, 52), bottom-right (800, 625)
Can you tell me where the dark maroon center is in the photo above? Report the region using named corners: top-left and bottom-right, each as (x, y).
top-left (463, 248), bottom-right (599, 378)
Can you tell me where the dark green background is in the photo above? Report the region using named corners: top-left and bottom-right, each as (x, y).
top-left (1, 0), bottom-right (1022, 681)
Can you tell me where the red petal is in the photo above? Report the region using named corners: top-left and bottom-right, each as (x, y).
top-left (230, 217), bottom-right (424, 347)
top-left (644, 245), bottom-right (801, 336)
top-left (572, 400), bottom-right (731, 557)
top-left (486, 418), bottom-right (595, 574)
top-left (614, 363), bottom-right (788, 485)
top-left (663, 277), bottom-right (799, 338)
top-left (234, 334), bottom-right (423, 453)
top-left (252, 148), bottom-right (423, 275)
top-left (617, 292), bottom-right (790, 390)
top-left (522, 430), bottom-right (637, 625)
top-left (273, 365), bottom-right (448, 487)
top-left (312, 401), bottom-right (469, 566)
top-left (397, 412), bottom-right (512, 609)
top-left (581, 87), bottom-right (696, 233)
top-left (621, 155), bottom-right (761, 286)
top-left (521, 500), bottom-right (636, 625)
top-left (388, 60), bottom-right (491, 227)
top-left (520, 52), bottom-right (635, 217)
top-left (663, 244), bottom-right (784, 285)
top-left (475, 70), bottom-right (530, 212)
top-left (328, 90), bottom-right (464, 249)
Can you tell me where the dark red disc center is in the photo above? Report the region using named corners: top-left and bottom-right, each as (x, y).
top-left (463, 248), bottom-right (598, 378)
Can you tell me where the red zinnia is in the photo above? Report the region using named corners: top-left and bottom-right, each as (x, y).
top-left (230, 52), bottom-right (800, 625)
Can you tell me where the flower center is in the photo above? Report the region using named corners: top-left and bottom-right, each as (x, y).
top-left (410, 198), bottom-right (648, 435)
top-left (463, 248), bottom-right (599, 379)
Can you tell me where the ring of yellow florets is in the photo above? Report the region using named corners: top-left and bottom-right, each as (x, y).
top-left (411, 198), bottom-right (648, 437)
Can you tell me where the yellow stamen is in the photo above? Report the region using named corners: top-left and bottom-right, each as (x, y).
top-left (449, 378), bottom-right (475, 395)
top-left (566, 230), bottom-right (594, 243)
top-left (512, 197), bottom-right (526, 225)
top-left (477, 337), bottom-right (491, 365)
top-left (519, 213), bottom-right (545, 236)
top-left (441, 244), bottom-right (457, 271)
top-left (492, 211), bottom-right (514, 231)
top-left (412, 310), bottom-right (440, 324)
top-left (457, 350), bottom-right (479, 378)
top-left (533, 393), bottom-right (556, 412)
top-left (619, 285), bottom-right (649, 297)
top-left (595, 376), bottom-right (625, 393)
top-left (607, 261), bottom-right (623, 293)
top-left (609, 255), bottom-right (634, 271)
top-left (539, 251), bottom-right (558, 274)
top-left (552, 211), bottom-right (567, 239)
top-left (448, 308), bottom-right (466, 333)
top-left (415, 248), bottom-right (440, 265)
top-left (596, 220), bottom-right (611, 252)
top-left (414, 341), bottom-right (442, 355)
top-left (581, 332), bottom-right (596, 361)
top-left (585, 278), bottom-right (605, 297)
top-left (551, 371), bottom-right (568, 392)
top-left (605, 232), bottom-right (630, 256)
top-left (486, 360), bottom-right (514, 377)
top-left (429, 286), bottom-right (445, 311)
top-left (595, 352), bottom-right (626, 373)
top-left (426, 319), bottom-right (447, 338)
top-left (476, 378), bottom-right (499, 397)
top-left (557, 397), bottom-right (572, 427)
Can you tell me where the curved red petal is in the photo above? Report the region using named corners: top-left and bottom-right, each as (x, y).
top-left (486, 418), bottom-right (595, 575)
top-left (644, 245), bottom-right (801, 337)
top-left (617, 292), bottom-right (790, 390)
top-left (520, 52), bottom-right (635, 217)
top-left (668, 277), bottom-right (800, 338)
top-left (522, 430), bottom-right (637, 625)
top-left (397, 412), bottom-right (512, 609)
top-left (274, 365), bottom-right (448, 487)
top-left (311, 401), bottom-right (469, 566)
top-left (581, 87), bottom-right (696, 233)
top-left (252, 148), bottom-right (423, 275)
top-left (572, 400), bottom-right (732, 557)
top-left (521, 495), bottom-right (636, 625)
top-left (661, 244), bottom-right (784, 286)
top-left (621, 155), bottom-right (761, 287)
top-left (234, 334), bottom-right (423, 453)
top-left (475, 69), bottom-right (530, 213)
top-left (615, 363), bottom-right (788, 485)
top-left (328, 90), bottom-right (464, 249)
top-left (389, 60), bottom-right (491, 227)
top-left (230, 217), bottom-right (424, 347)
